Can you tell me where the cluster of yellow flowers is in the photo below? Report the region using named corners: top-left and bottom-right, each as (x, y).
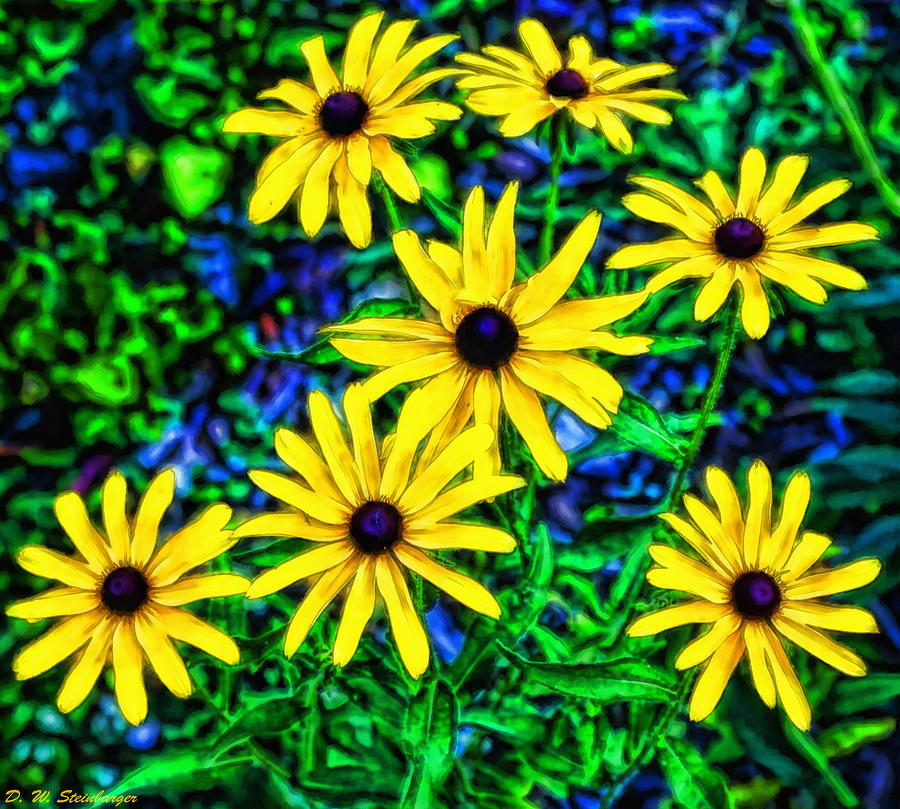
top-left (8, 15), bottom-right (881, 734)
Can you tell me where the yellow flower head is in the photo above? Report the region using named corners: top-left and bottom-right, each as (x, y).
top-left (607, 147), bottom-right (880, 338)
top-left (627, 461), bottom-right (881, 730)
top-left (234, 385), bottom-right (523, 679)
top-left (322, 182), bottom-right (651, 483)
top-left (7, 470), bottom-right (249, 725)
top-left (223, 11), bottom-right (461, 247)
top-left (455, 18), bottom-right (685, 152)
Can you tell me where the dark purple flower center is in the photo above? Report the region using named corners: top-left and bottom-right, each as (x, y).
top-left (732, 571), bottom-right (781, 619)
top-left (101, 566), bottom-right (149, 613)
top-left (350, 501), bottom-right (401, 554)
top-left (319, 92), bottom-right (368, 136)
top-left (546, 69), bottom-right (589, 99)
top-left (714, 217), bottom-right (765, 259)
top-left (455, 307), bottom-right (519, 370)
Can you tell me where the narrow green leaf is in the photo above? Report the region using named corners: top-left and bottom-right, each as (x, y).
top-left (782, 721), bottom-right (859, 808)
top-left (115, 749), bottom-right (253, 793)
top-left (818, 717), bottom-right (896, 759)
top-left (610, 391), bottom-right (688, 462)
top-left (658, 737), bottom-right (734, 809)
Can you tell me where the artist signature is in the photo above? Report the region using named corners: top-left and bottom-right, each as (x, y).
top-left (4, 791), bottom-right (138, 805)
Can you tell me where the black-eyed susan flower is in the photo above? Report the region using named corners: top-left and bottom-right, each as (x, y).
top-left (233, 384), bottom-right (522, 679)
top-left (7, 470), bottom-right (248, 725)
top-left (627, 461), bottom-right (881, 730)
top-left (606, 147), bottom-right (879, 337)
top-left (223, 11), bottom-right (460, 247)
top-left (321, 182), bottom-right (651, 483)
top-left (455, 18), bottom-right (685, 152)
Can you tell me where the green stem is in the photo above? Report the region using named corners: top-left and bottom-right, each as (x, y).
top-left (540, 115), bottom-right (566, 264)
top-left (665, 297), bottom-right (741, 509)
top-left (374, 173), bottom-right (403, 233)
top-left (785, 0), bottom-right (900, 217)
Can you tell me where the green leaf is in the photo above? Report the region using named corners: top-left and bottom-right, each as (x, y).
top-left (832, 673), bottom-right (900, 714)
top-left (818, 717), bottom-right (896, 759)
top-left (527, 523), bottom-right (554, 588)
top-left (115, 749), bottom-right (253, 793)
top-left (212, 692), bottom-right (300, 754)
top-left (782, 721), bottom-right (859, 808)
top-left (658, 737), bottom-right (735, 809)
top-left (421, 187), bottom-right (462, 240)
top-left (159, 136), bottom-right (230, 218)
top-left (499, 645), bottom-right (676, 703)
top-left (609, 391), bottom-right (687, 462)
top-left (647, 334), bottom-right (707, 355)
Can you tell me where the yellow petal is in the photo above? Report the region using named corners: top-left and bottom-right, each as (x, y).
top-left (621, 192), bottom-right (711, 242)
top-left (323, 316), bottom-right (447, 340)
top-left (471, 371), bottom-right (502, 479)
top-left (7, 588), bottom-right (98, 622)
top-left (381, 68), bottom-right (461, 111)
top-left (496, 99), bottom-right (559, 137)
top-left (661, 505), bottom-right (736, 576)
top-left (300, 35), bottom-right (341, 97)
top-left (520, 326), bottom-right (651, 356)
top-left (765, 178), bottom-right (852, 235)
top-left (366, 21), bottom-right (418, 93)
top-left (309, 390), bottom-right (363, 505)
top-left (781, 601), bottom-right (878, 634)
top-left (274, 427), bottom-right (343, 502)
top-left (152, 573), bottom-right (250, 606)
top-left (693, 265), bottom-right (736, 322)
top-left (605, 237), bottom-right (706, 270)
top-left (742, 459), bottom-right (772, 568)
top-left (761, 624), bottom-right (811, 730)
top-left (627, 176), bottom-right (718, 225)
top-left (16, 546), bottom-right (97, 589)
top-left (345, 134), bottom-right (372, 186)
top-left (785, 557), bottom-right (881, 600)
top-left (528, 290), bottom-right (649, 332)
top-left (341, 10), bottom-right (384, 88)
top-left (335, 150), bottom-right (372, 248)
top-left (131, 468), bottom-right (176, 568)
top-left (145, 503), bottom-right (234, 587)
top-left (397, 424), bottom-right (494, 514)
top-left (486, 182), bottom-right (519, 298)
top-left (510, 211), bottom-right (602, 326)
top-left (53, 491), bottom-right (110, 571)
top-left (767, 222), bottom-right (879, 251)
top-left (734, 146), bottom-right (767, 218)
top-left (703, 466), bottom-right (744, 546)
top-left (754, 255), bottom-right (828, 304)
top-left (693, 170), bottom-right (735, 218)
top-left (256, 79), bottom-right (319, 113)
top-left (368, 34), bottom-right (458, 105)
top-left (248, 137), bottom-right (323, 224)
top-left (333, 556), bottom-right (377, 667)
top-left (766, 470), bottom-right (811, 571)
top-left (247, 470), bottom-right (348, 524)
top-left (230, 512), bottom-right (346, 542)
top-left (369, 135), bottom-right (420, 203)
top-left (375, 555), bottom-right (429, 678)
top-left (753, 154), bottom-right (809, 225)
top-left (763, 252), bottom-right (867, 291)
top-left (12, 610), bottom-right (100, 680)
top-left (283, 559), bottom-right (358, 657)
top-left (361, 352), bottom-right (461, 410)
top-left (593, 106), bottom-right (634, 155)
top-left (404, 523), bottom-right (516, 553)
top-left (597, 62), bottom-right (675, 92)
top-left (736, 266), bottom-right (770, 339)
top-left (101, 470), bottom-right (131, 564)
top-left (779, 530), bottom-right (831, 582)
top-left (426, 239), bottom-right (463, 286)
top-left (394, 544), bottom-right (501, 619)
top-left (342, 384), bottom-right (381, 499)
top-left (246, 541), bottom-right (356, 599)
top-left (57, 615), bottom-right (115, 714)
top-left (743, 621), bottom-right (776, 708)
top-left (772, 615), bottom-right (866, 676)
top-left (517, 18), bottom-right (562, 74)
top-left (155, 605), bottom-right (241, 665)
top-left (222, 108), bottom-right (310, 136)
top-left (393, 229), bottom-right (459, 312)
top-left (626, 600), bottom-right (730, 637)
top-left (112, 620), bottom-right (147, 726)
top-left (409, 475), bottom-right (525, 525)
top-left (645, 566), bottom-right (730, 604)
top-left (601, 98), bottom-right (673, 125)
top-left (134, 610), bottom-right (192, 698)
top-left (647, 543), bottom-right (732, 598)
top-left (675, 613), bottom-right (742, 669)
top-left (461, 185), bottom-right (489, 298)
top-left (300, 140), bottom-right (342, 238)
top-left (688, 628), bottom-right (744, 722)
top-left (499, 366), bottom-right (567, 482)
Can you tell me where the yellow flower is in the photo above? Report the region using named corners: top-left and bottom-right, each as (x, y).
top-left (627, 461), bottom-right (881, 730)
top-left (455, 18), bottom-right (685, 152)
top-left (322, 182), bottom-right (651, 483)
top-left (234, 385), bottom-right (522, 679)
top-left (607, 147), bottom-right (880, 338)
top-left (223, 12), bottom-right (460, 248)
top-left (7, 470), bottom-right (248, 725)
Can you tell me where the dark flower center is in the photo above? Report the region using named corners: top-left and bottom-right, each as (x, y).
top-left (714, 217), bottom-right (765, 259)
top-left (319, 92), bottom-right (368, 136)
top-left (101, 566), bottom-right (149, 613)
top-left (546, 69), bottom-right (589, 99)
top-left (350, 501), bottom-right (401, 554)
top-left (732, 571), bottom-right (781, 619)
top-left (455, 307), bottom-right (519, 370)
